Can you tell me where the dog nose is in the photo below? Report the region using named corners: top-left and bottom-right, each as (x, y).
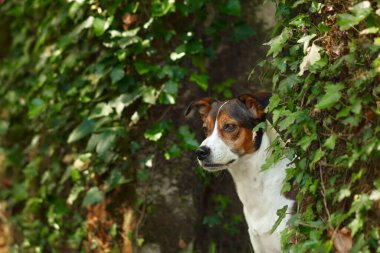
top-left (196, 146), bottom-right (210, 160)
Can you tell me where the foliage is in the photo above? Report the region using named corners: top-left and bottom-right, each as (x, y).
top-left (262, 0), bottom-right (380, 252)
top-left (0, 0), bottom-right (254, 252)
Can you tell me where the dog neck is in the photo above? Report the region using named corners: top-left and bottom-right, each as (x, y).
top-left (227, 126), bottom-right (293, 234)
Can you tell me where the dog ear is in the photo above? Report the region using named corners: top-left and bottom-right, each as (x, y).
top-left (184, 97), bottom-right (215, 119)
top-left (238, 92), bottom-right (271, 119)
top-left (252, 91), bottom-right (272, 109)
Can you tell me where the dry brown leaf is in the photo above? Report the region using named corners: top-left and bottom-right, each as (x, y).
top-left (123, 14), bottom-right (138, 30)
top-left (328, 227), bottom-right (353, 253)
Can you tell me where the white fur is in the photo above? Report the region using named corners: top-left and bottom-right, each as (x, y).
top-left (200, 101), bottom-right (239, 171)
top-left (200, 118), bottom-right (238, 170)
top-left (199, 122), bottom-right (294, 253)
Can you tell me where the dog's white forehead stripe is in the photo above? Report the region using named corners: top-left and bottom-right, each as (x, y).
top-left (211, 100), bottom-right (229, 136)
top-left (200, 100), bottom-right (238, 165)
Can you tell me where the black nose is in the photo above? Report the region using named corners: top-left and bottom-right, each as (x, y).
top-left (196, 146), bottom-right (210, 160)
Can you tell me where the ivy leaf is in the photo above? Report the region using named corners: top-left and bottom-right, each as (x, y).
top-left (144, 121), bottom-right (169, 142)
top-left (109, 89), bottom-right (142, 115)
top-left (324, 134), bottom-right (337, 150)
top-left (96, 132), bottom-right (116, 157)
top-left (144, 127), bottom-right (164, 142)
top-left (134, 61), bottom-right (154, 75)
top-left (298, 43), bottom-right (321, 76)
top-left (68, 119), bottom-right (95, 143)
top-left (90, 103), bottom-right (113, 119)
top-left (297, 34), bottom-right (316, 53)
top-left (110, 67), bottom-right (124, 83)
top-left (219, 0), bottom-right (241, 16)
top-left (315, 83), bottom-right (344, 109)
top-left (270, 205), bottom-right (288, 234)
top-left (151, 0), bottom-right (175, 17)
top-left (298, 133), bottom-right (317, 151)
top-left (67, 185), bottom-right (84, 205)
top-left (360, 27), bottom-right (379, 35)
top-left (190, 74), bottom-right (208, 91)
top-left (264, 27), bottom-right (292, 57)
top-left (178, 125), bottom-right (199, 150)
top-left (337, 1), bottom-right (372, 31)
top-left (82, 187), bottom-right (103, 206)
top-left (142, 86), bottom-right (158, 104)
top-left (93, 17), bottom-right (113, 36)
top-left (311, 149), bottom-right (325, 164)
top-left (338, 188), bottom-right (351, 202)
top-left (266, 94), bottom-right (281, 112)
top-left (349, 215), bottom-right (363, 236)
top-left (349, 1), bottom-right (372, 19)
top-left (170, 52), bottom-right (186, 61)
top-left (28, 98), bottom-right (45, 118)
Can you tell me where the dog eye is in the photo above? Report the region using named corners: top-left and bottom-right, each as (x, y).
top-left (202, 126), bottom-right (208, 133)
top-left (223, 123), bottom-right (237, 132)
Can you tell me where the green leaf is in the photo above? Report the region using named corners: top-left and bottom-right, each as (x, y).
top-left (164, 144), bottom-right (181, 160)
top-left (142, 86), bottom-right (158, 104)
top-left (315, 83), bottom-right (344, 109)
top-left (28, 98), bottom-right (45, 118)
top-left (360, 27), bottom-right (380, 35)
top-left (12, 184), bottom-right (28, 201)
top-left (323, 134), bottom-right (337, 150)
top-left (338, 188), bottom-right (351, 202)
top-left (266, 94), bottom-right (281, 112)
top-left (264, 27), bottom-right (292, 57)
top-left (90, 103), bottom-right (113, 119)
top-left (68, 119), bottom-right (95, 143)
top-left (222, 0), bottom-right (241, 16)
top-left (144, 121), bottom-right (169, 142)
top-left (337, 1), bottom-right (372, 30)
top-left (311, 149), bottom-right (325, 164)
top-left (67, 185), bottom-right (84, 205)
top-left (349, 215), bottom-right (363, 236)
top-left (289, 14), bottom-right (309, 27)
top-left (278, 111), bottom-right (297, 131)
top-left (190, 74), bottom-right (208, 91)
top-left (144, 127), bottom-right (164, 142)
top-left (178, 125), bottom-right (199, 150)
top-left (297, 34), bottom-right (316, 53)
top-left (109, 88), bottom-right (142, 115)
top-left (110, 67), bottom-right (124, 83)
top-left (151, 0), bottom-right (175, 17)
top-left (298, 133), bottom-right (317, 151)
top-left (270, 205), bottom-right (288, 234)
top-left (163, 81), bottom-right (178, 94)
top-left (134, 61), bottom-right (153, 75)
top-left (96, 132), bottom-right (116, 157)
top-left (82, 187), bottom-right (103, 206)
top-left (309, 1), bottom-right (323, 13)
top-left (93, 17), bottom-right (113, 36)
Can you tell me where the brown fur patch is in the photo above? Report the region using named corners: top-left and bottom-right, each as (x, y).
top-left (204, 116), bottom-right (215, 136)
top-left (238, 94), bottom-right (266, 119)
top-left (184, 97), bottom-right (216, 123)
top-left (217, 113), bottom-right (256, 156)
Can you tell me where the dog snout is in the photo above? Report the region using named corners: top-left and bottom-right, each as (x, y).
top-left (196, 146), bottom-right (210, 161)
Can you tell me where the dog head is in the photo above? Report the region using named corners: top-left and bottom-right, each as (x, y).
top-left (185, 92), bottom-right (271, 171)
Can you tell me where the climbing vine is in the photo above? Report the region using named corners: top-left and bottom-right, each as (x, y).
top-left (0, 0), bottom-right (253, 251)
top-left (263, 0), bottom-right (380, 252)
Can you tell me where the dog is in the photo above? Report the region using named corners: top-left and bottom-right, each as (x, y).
top-left (185, 92), bottom-right (295, 253)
